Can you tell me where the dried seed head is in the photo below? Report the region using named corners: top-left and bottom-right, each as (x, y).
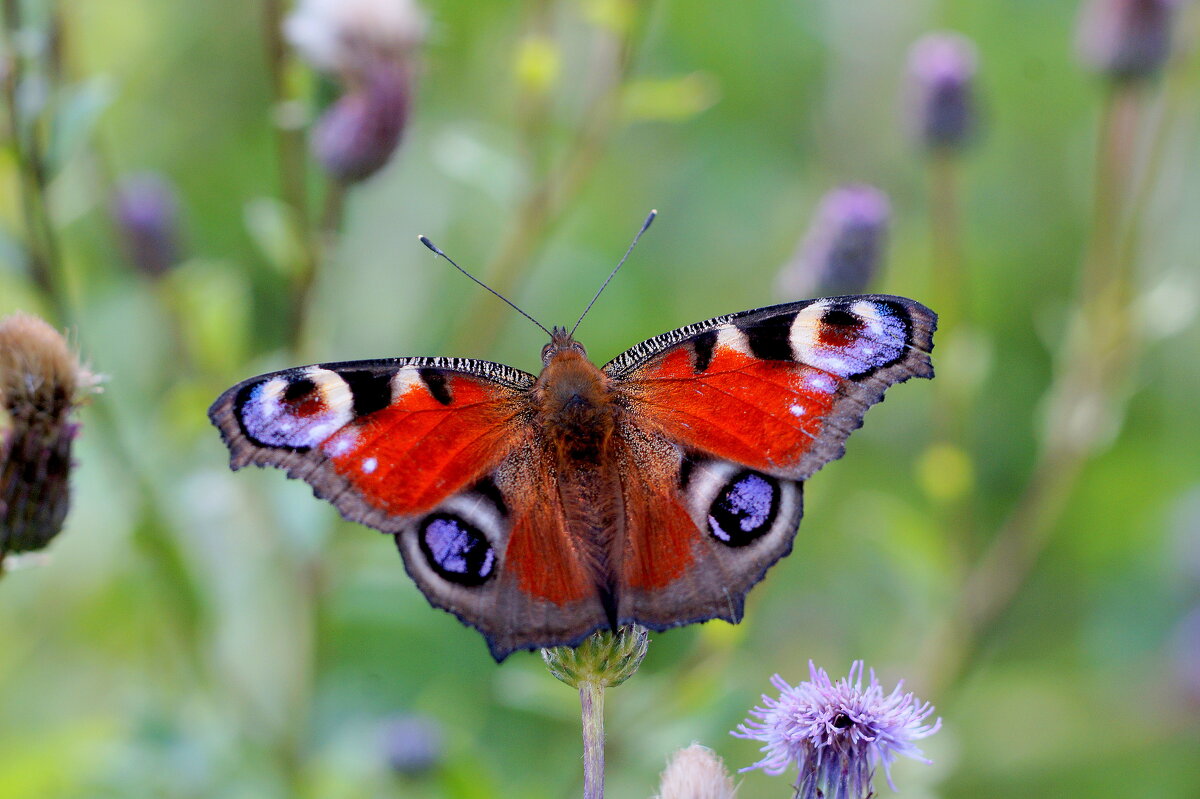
top-left (1077, 0), bottom-right (1181, 81)
top-left (777, 185), bottom-right (891, 300)
top-left (907, 32), bottom-right (979, 152)
top-left (312, 65), bottom-right (411, 183)
top-left (542, 625), bottom-right (650, 689)
top-left (1, 313), bottom-right (95, 556)
top-left (654, 744), bottom-right (738, 799)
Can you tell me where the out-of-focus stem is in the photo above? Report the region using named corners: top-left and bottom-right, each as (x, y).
top-left (2, 0), bottom-right (68, 325)
top-left (929, 148), bottom-right (965, 334)
top-left (580, 680), bottom-right (606, 799)
top-left (447, 7), bottom-right (654, 353)
top-left (261, 0), bottom-right (326, 355)
top-left (921, 81), bottom-right (1153, 695)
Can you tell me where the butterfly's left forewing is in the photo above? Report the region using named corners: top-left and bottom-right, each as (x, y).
top-left (209, 357), bottom-right (611, 660)
top-left (605, 295), bottom-right (935, 626)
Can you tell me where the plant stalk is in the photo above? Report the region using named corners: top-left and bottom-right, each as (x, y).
top-left (580, 680), bottom-right (606, 799)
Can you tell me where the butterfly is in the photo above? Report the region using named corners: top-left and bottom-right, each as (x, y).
top-left (209, 227), bottom-right (935, 661)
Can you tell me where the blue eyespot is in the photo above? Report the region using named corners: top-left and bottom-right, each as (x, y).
top-left (707, 471), bottom-right (780, 547)
top-left (419, 513), bottom-right (496, 586)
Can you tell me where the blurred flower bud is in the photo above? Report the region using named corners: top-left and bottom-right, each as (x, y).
top-left (380, 714), bottom-right (443, 777)
top-left (285, 0), bottom-right (426, 183)
top-left (112, 173), bottom-right (182, 278)
top-left (653, 744), bottom-right (738, 799)
top-left (285, 0), bottom-right (427, 76)
top-left (542, 625), bottom-right (649, 689)
top-left (907, 32), bottom-right (979, 152)
top-left (1077, 0), bottom-right (1181, 81)
top-left (1, 313), bottom-right (96, 561)
top-left (312, 65), bottom-right (411, 183)
top-left (777, 185), bottom-right (890, 300)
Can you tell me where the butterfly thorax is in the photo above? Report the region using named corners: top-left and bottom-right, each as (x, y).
top-left (533, 342), bottom-right (618, 462)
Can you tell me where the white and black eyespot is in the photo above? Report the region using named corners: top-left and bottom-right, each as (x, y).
top-left (403, 482), bottom-right (508, 589)
top-left (789, 300), bottom-right (907, 378)
top-left (236, 367), bottom-right (355, 450)
top-left (416, 513), bottom-right (497, 586)
top-left (681, 457), bottom-right (800, 549)
top-left (706, 470), bottom-right (782, 547)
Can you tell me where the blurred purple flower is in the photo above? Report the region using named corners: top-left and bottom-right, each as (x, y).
top-left (733, 661), bottom-right (941, 799)
top-left (381, 714), bottom-right (442, 777)
top-left (1077, 0), bottom-right (1181, 80)
top-left (286, 0), bottom-right (426, 183)
top-left (907, 32), bottom-right (979, 151)
top-left (1171, 606), bottom-right (1200, 707)
top-left (777, 185), bottom-right (890, 299)
top-left (313, 65), bottom-right (411, 183)
top-left (112, 173), bottom-right (182, 278)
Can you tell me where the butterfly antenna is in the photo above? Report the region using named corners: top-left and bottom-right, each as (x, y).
top-left (418, 235), bottom-right (553, 338)
top-left (569, 209), bottom-right (657, 338)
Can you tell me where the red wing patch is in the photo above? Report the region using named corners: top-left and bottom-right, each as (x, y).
top-left (621, 343), bottom-right (840, 475)
top-left (210, 359), bottom-right (535, 527)
top-left (608, 296), bottom-right (936, 481)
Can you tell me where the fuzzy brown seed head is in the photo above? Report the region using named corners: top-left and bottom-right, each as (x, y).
top-left (0, 313), bottom-right (93, 420)
top-left (1, 313), bottom-right (95, 557)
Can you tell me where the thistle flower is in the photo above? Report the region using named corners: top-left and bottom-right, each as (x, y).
top-left (653, 744), bottom-right (738, 799)
top-left (1077, 0), bottom-right (1181, 81)
top-left (312, 65), bottom-right (412, 183)
top-left (285, 0), bottom-right (427, 183)
top-left (733, 661), bottom-right (941, 799)
top-left (777, 185), bottom-right (890, 300)
top-left (907, 32), bottom-right (979, 152)
top-left (381, 714), bottom-right (443, 777)
top-left (1, 313), bottom-right (96, 561)
top-left (111, 173), bottom-right (182, 278)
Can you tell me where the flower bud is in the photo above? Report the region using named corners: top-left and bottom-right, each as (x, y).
top-left (380, 714), bottom-right (442, 777)
top-left (653, 744), bottom-right (738, 799)
top-left (1, 313), bottom-right (95, 559)
top-left (1077, 0), bottom-right (1181, 81)
top-left (776, 185), bottom-right (890, 300)
top-left (542, 625), bottom-right (649, 689)
top-left (312, 65), bottom-right (411, 183)
top-left (112, 173), bottom-right (182, 278)
top-left (907, 32), bottom-right (979, 152)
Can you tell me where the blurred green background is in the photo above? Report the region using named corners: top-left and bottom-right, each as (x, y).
top-left (2, 0), bottom-right (1199, 797)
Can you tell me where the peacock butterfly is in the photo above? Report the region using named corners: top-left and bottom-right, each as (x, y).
top-left (208, 218), bottom-right (936, 661)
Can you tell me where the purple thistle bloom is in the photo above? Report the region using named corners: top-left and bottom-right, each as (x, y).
top-left (907, 32), bottom-right (979, 151)
top-left (733, 661), bottom-right (941, 799)
top-left (111, 173), bottom-right (182, 278)
top-left (777, 185), bottom-right (890, 300)
top-left (1077, 0), bottom-right (1181, 81)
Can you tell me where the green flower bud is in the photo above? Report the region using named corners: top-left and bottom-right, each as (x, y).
top-left (542, 625), bottom-right (649, 688)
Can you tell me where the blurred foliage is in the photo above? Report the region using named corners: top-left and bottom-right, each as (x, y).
top-left (2, 0), bottom-right (1200, 798)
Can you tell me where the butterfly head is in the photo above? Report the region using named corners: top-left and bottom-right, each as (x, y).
top-left (541, 326), bottom-right (588, 366)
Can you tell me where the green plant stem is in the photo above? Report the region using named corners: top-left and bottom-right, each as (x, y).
top-left (2, 0), bottom-right (69, 325)
top-left (580, 680), bottom-right (606, 799)
top-left (446, 6), bottom-right (655, 353)
top-left (261, 0), bottom-right (323, 355)
top-left (929, 148), bottom-right (966, 334)
top-left (920, 81), bottom-right (1153, 696)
